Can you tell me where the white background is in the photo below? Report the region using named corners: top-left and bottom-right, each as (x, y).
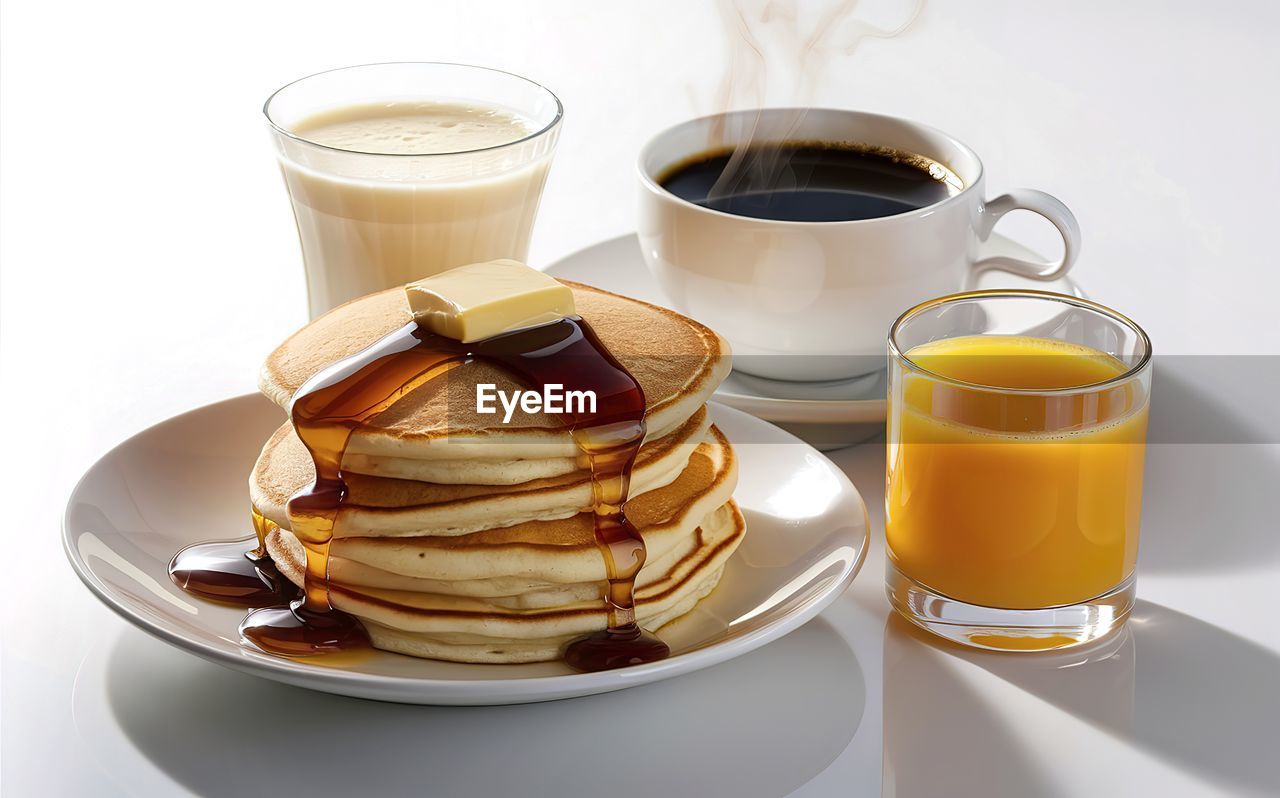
top-left (3, 1), bottom-right (1279, 795)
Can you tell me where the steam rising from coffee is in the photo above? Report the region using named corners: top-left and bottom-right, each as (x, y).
top-left (707, 0), bottom-right (926, 203)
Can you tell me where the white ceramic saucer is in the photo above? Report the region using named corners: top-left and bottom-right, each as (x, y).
top-left (63, 394), bottom-right (867, 705)
top-left (546, 233), bottom-right (1084, 448)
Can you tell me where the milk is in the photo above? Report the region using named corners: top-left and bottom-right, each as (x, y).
top-left (275, 101), bottom-right (554, 317)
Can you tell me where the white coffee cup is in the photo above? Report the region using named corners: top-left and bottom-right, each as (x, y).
top-left (637, 108), bottom-right (1081, 382)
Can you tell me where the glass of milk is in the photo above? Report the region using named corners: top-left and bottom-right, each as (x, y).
top-left (265, 63), bottom-right (563, 318)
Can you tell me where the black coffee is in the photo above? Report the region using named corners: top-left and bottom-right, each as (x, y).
top-left (658, 142), bottom-right (962, 222)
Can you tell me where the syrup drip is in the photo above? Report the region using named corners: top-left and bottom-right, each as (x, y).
top-left (167, 537), bottom-right (292, 606)
top-left (169, 506), bottom-right (294, 606)
top-left (170, 508), bottom-right (373, 654)
top-left (171, 315), bottom-right (666, 671)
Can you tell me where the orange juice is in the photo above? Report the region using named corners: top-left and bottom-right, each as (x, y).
top-left (886, 335), bottom-right (1148, 609)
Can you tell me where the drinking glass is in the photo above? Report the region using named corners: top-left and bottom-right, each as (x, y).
top-left (885, 290), bottom-right (1152, 651)
top-left (264, 63), bottom-right (563, 318)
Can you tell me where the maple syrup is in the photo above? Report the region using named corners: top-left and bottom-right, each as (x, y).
top-left (168, 536), bottom-right (293, 607)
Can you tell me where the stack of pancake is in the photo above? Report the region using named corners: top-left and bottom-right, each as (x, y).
top-left (248, 281), bottom-right (744, 664)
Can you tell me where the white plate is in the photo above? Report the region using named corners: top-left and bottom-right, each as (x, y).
top-left (546, 233), bottom-right (1084, 435)
top-left (63, 394), bottom-right (867, 705)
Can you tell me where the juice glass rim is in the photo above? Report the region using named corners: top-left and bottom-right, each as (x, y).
top-left (263, 61), bottom-right (564, 159)
top-left (887, 289), bottom-right (1153, 397)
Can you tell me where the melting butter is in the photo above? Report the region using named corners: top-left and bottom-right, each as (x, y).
top-left (405, 259), bottom-right (575, 343)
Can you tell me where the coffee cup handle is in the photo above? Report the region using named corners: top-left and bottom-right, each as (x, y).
top-left (971, 189), bottom-right (1081, 282)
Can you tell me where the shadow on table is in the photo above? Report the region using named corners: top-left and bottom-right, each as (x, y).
top-left (1139, 360), bottom-right (1280, 573)
top-left (886, 601), bottom-right (1280, 796)
top-left (882, 614), bottom-right (1061, 797)
top-left (104, 618), bottom-right (865, 798)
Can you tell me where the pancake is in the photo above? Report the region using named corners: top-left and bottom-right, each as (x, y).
top-left (251, 411), bottom-right (730, 538)
top-left (257, 281), bottom-right (732, 463)
top-left (264, 500), bottom-right (746, 663)
top-left (274, 501), bottom-right (726, 610)
top-left (260, 426), bottom-right (738, 590)
top-left (340, 407), bottom-right (710, 486)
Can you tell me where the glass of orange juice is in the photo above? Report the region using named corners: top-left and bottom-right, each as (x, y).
top-left (886, 290), bottom-right (1152, 651)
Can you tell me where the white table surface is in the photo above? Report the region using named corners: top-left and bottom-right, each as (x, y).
top-left (3, 1), bottom-right (1278, 795)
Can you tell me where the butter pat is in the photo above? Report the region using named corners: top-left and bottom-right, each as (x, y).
top-left (405, 259), bottom-right (575, 343)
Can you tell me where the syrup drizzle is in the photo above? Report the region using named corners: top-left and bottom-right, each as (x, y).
top-left (170, 314), bottom-right (666, 671)
top-left (169, 506), bottom-right (293, 606)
